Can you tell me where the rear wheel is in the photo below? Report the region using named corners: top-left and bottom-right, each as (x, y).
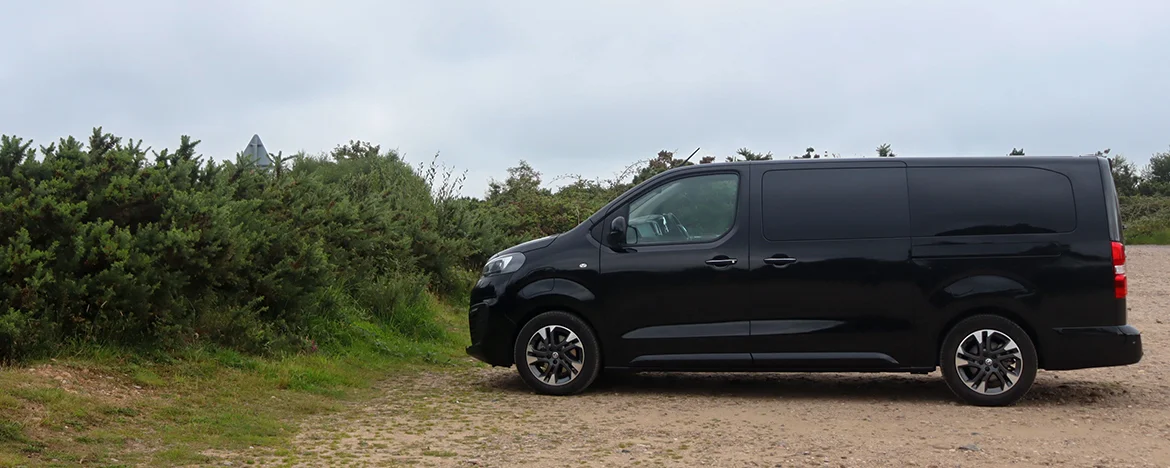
top-left (940, 315), bottom-right (1038, 406)
top-left (513, 311), bottom-right (601, 396)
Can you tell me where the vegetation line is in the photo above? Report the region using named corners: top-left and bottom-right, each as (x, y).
top-left (1, 129), bottom-right (1168, 465)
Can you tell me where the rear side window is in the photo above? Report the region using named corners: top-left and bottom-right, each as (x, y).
top-left (908, 167), bottom-right (1076, 237)
top-left (761, 167), bottom-right (910, 241)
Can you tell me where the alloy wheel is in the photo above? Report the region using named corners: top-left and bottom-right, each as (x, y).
top-left (954, 328), bottom-right (1024, 395)
top-left (525, 325), bottom-right (585, 386)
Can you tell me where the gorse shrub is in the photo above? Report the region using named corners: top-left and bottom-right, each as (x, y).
top-left (1120, 195), bottom-right (1170, 244)
top-left (0, 129), bottom-right (483, 360)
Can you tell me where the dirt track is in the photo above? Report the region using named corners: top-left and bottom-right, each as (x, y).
top-left (269, 246), bottom-right (1170, 467)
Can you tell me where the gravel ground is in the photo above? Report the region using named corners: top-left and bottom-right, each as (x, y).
top-left (269, 246), bottom-right (1170, 467)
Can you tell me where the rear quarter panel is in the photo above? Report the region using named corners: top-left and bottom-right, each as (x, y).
top-left (907, 158), bottom-right (1115, 368)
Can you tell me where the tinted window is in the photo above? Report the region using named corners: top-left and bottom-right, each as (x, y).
top-left (908, 167), bottom-right (1076, 237)
top-left (626, 173), bottom-right (739, 245)
top-left (761, 167), bottom-right (910, 241)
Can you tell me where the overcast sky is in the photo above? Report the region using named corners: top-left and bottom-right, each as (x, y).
top-left (3, 1), bottom-right (1168, 196)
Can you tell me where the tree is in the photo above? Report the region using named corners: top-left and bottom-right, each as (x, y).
top-left (330, 140), bottom-right (385, 160)
top-left (1108, 155), bottom-right (1141, 196)
top-left (1137, 149), bottom-right (1170, 196)
top-left (1145, 149), bottom-right (1170, 185)
top-left (633, 150), bottom-right (692, 184)
top-left (792, 147), bottom-right (817, 159)
top-left (1009, 148), bottom-right (1025, 156)
top-left (876, 144), bottom-right (895, 158)
top-left (725, 147), bottom-right (772, 162)
top-left (486, 160), bottom-right (544, 201)
top-left (483, 161), bottom-right (581, 241)
top-left (793, 147), bottom-right (838, 159)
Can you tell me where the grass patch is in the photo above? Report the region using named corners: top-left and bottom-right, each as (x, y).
top-left (1121, 195), bottom-right (1170, 244)
top-left (1126, 228), bottom-right (1170, 245)
top-left (0, 293), bottom-right (472, 467)
top-left (0, 422), bottom-right (23, 443)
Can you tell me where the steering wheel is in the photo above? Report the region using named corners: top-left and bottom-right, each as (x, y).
top-left (664, 213), bottom-right (690, 239)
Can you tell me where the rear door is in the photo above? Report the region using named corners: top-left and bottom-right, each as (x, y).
top-left (746, 161), bottom-right (919, 369)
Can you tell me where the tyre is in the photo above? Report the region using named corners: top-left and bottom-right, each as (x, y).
top-left (939, 315), bottom-right (1038, 407)
top-left (513, 311), bottom-right (601, 396)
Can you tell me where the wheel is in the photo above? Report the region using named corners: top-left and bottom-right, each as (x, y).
top-left (939, 315), bottom-right (1038, 407)
top-left (513, 311), bottom-right (601, 396)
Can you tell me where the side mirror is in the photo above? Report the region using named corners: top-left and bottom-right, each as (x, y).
top-left (609, 216), bottom-right (627, 245)
top-left (626, 226), bottom-right (640, 245)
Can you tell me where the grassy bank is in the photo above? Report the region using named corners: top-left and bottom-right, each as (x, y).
top-left (0, 130), bottom-right (485, 466)
top-left (0, 293), bottom-right (472, 467)
top-left (1121, 196), bottom-right (1170, 245)
top-left (1127, 229), bottom-right (1170, 245)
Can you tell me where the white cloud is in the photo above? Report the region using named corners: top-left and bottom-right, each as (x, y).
top-left (2, 0), bottom-right (1168, 196)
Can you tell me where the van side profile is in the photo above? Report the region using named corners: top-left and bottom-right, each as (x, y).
top-left (466, 156), bottom-right (1142, 406)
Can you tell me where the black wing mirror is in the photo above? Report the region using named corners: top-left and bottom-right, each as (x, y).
top-left (609, 216), bottom-right (627, 245)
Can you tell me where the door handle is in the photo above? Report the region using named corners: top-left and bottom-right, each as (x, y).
top-left (705, 257), bottom-right (738, 267)
top-left (763, 256), bottom-right (797, 267)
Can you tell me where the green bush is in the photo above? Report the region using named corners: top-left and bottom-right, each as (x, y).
top-left (1120, 195), bottom-right (1170, 244)
top-left (0, 130), bottom-right (476, 361)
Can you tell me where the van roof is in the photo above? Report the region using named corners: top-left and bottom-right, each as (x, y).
top-left (663, 154), bottom-right (1103, 173)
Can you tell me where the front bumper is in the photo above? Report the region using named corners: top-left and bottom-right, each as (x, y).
top-left (1041, 325), bottom-right (1142, 370)
top-left (466, 298), bottom-right (517, 367)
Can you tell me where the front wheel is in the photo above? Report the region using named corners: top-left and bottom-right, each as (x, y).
top-left (513, 311), bottom-right (601, 396)
top-left (940, 315), bottom-right (1038, 407)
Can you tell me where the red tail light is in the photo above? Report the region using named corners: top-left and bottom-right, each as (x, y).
top-left (1112, 241), bottom-right (1127, 299)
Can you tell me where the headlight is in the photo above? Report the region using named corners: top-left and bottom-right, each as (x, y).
top-left (482, 252), bottom-right (525, 277)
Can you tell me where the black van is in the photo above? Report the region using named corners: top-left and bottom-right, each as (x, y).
top-left (466, 156), bottom-right (1142, 406)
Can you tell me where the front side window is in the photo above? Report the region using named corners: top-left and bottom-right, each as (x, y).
top-left (625, 173), bottom-right (739, 245)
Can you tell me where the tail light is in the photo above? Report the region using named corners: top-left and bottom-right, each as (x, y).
top-left (1112, 241), bottom-right (1127, 299)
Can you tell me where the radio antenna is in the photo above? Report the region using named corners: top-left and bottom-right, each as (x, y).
top-left (676, 147), bottom-right (701, 167)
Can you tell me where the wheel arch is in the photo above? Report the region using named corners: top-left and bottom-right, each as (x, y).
top-left (935, 306), bottom-right (1044, 368)
top-left (507, 281), bottom-right (603, 367)
top-left (928, 273), bottom-right (1042, 368)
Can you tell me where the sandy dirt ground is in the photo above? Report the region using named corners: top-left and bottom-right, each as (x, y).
top-left (259, 246), bottom-right (1170, 467)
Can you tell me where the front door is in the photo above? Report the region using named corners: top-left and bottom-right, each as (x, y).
top-left (746, 161), bottom-right (919, 370)
top-left (597, 167), bottom-right (752, 370)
